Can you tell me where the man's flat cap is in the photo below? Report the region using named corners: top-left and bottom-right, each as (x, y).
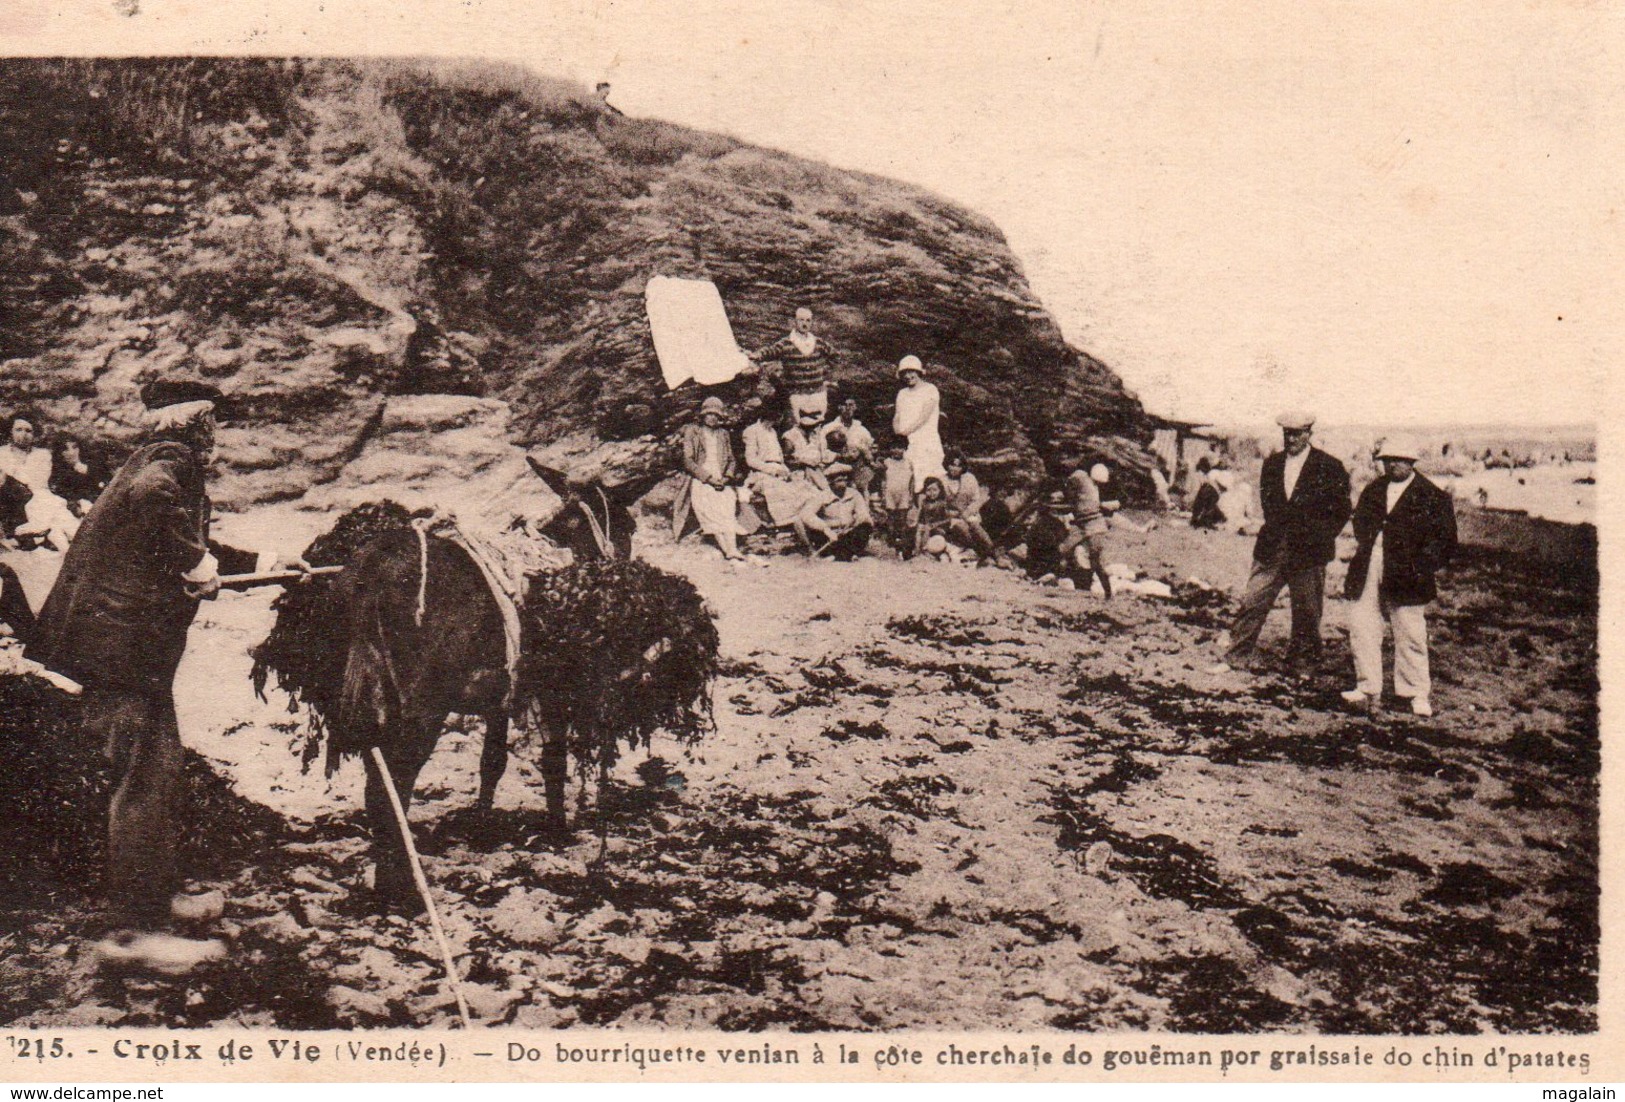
top-left (1378, 434), bottom-right (1422, 461)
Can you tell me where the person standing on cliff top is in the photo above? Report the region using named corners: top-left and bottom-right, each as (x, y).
top-left (750, 307), bottom-right (841, 430)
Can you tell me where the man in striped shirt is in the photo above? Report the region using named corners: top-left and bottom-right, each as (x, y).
top-left (751, 307), bottom-right (841, 429)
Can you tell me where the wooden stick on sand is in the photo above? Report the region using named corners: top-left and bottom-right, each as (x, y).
top-left (368, 746), bottom-right (473, 1029)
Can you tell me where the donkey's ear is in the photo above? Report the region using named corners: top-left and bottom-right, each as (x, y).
top-left (526, 457), bottom-right (577, 500)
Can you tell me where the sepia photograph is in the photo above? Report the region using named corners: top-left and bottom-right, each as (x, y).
top-left (0, 0), bottom-right (1612, 1082)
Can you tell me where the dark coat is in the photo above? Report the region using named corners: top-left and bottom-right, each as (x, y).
top-left (1253, 447), bottom-right (1352, 570)
top-left (27, 440), bottom-right (254, 695)
top-left (1345, 474), bottom-right (1458, 606)
top-left (48, 453), bottom-right (109, 509)
top-left (0, 562), bottom-right (36, 646)
top-left (0, 475), bottom-right (31, 538)
top-left (1189, 482), bottom-right (1223, 530)
top-left (678, 421), bottom-right (739, 484)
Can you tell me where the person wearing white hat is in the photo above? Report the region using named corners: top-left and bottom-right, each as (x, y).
top-left (892, 355), bottom-right (946, 493)
top-left (1340, 434), bottom-right (1457, 716)
top-left (1211, 410), bottom-right (1351, 675)
top-left (677, 396), bottom-right (747, 562)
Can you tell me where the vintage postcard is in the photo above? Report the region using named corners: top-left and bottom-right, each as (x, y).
top-left (0, 0), bottom-right (1615, 1087)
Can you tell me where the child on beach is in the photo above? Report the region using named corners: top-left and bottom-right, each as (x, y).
top-left (912, 477), bottom-right (956, 561)
top-left (879, 437), bottom-right (916, 554)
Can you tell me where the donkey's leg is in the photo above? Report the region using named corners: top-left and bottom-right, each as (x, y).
top-left (476, 713), bottom-right (509, 813)
top-left (361, 728), bottom-right (438, 912)
top-left (541, 722), bottom-right (570, 832)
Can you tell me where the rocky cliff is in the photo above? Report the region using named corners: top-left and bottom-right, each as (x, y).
top-left (0, 58), bottom-right (1152, 507)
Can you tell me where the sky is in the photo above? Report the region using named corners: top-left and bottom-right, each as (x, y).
top-left (5, 0), bottom-right (1620, 426)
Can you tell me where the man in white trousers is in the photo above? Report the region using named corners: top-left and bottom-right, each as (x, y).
top-left (1340, 435), bottom-right (1458, 717)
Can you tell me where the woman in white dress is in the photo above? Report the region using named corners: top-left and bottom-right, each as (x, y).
top-left (892, 355), bottom-right (945, 493)
top-left (0, 412), bottom-right (80, 545)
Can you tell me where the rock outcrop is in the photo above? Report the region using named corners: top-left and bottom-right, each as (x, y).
top-left (0, 58), bottom-right (1154, 507)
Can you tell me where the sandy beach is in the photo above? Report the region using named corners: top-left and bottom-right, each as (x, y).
top-left (0, 505), bottom-right (1597, 1033)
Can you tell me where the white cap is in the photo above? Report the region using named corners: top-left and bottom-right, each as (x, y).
top-left (897, 354), bottom-right (924, 377)
top-left (1275, 410), bottom-right (1316, 430)
top-left (1378, 434), bottom-right (1422, 461)
top-left (1089, 463), bottom-right (1110, 484)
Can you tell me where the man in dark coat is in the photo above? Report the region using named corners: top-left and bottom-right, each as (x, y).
top-left (28, 380), bottom-right (298, 972)
top-left (1340, 435), bottom-right (1457, 717)
top-left (1212, 411), bottom-right (1351, 673)
top-left (0, 561), bottom-right (36, 644)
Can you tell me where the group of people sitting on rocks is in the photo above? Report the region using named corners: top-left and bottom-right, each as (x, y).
top-left (0, 409), bottom-right (110, 553)
top-left (676, 350), bottom-right (1151, 596)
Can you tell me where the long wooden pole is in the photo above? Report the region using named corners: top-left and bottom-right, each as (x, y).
top-left (368, 746), bottom-right (473, 1029)
top-left (217, 565), bottom-right (344, 590)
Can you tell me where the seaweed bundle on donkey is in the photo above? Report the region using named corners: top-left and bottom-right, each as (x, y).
top-left (246, 474), bottom-right (686, 912)
top-left (251, 500), bottom-right (432, 774)
top-left (515, 557), bottom-right (721, 845)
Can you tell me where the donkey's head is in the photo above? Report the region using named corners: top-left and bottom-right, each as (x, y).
top-left (526, 458), bottom-right (647, 562)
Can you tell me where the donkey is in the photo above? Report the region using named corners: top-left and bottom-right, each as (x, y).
top-left (324, 461), bottom-right (645, 908)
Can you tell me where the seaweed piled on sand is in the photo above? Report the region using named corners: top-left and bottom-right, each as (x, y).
top-left (251, 501), bottom-right (430, 768)
top-left (516, 559), bottom-right (720, 781)
top-left (0, 672), bottom-right (289, 903)
top-left (0, 673), bottom-right (101, 893)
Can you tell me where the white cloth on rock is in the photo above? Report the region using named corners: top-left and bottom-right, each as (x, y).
top-left (645, 276), bottom-right (752, 390)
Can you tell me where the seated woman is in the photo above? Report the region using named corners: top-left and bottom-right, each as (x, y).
top-left (678, 397), bottom-right (749, 564)
top-left (941, 452), bottom-right (1000, 563)
top-left (911, 477), bottom-right (957, 561)
top-left (1189, 469), bottom-right (1225, 529)
top-left (741, 401), bottom-right (814, 544)
top-left (1213, 469), bottom-right (1260, 535)
top-left (49, 434), bottom-right (108, 518)
top-left (0, 412), bottom-right (80, 547)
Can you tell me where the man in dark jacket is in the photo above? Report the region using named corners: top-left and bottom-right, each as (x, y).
top-left (29, 380), bottom-right (299, 972)
top-left (1212, 411), bottom-right (1351, 673)
top-left (1340, 435), bottom-right (1457, 717)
